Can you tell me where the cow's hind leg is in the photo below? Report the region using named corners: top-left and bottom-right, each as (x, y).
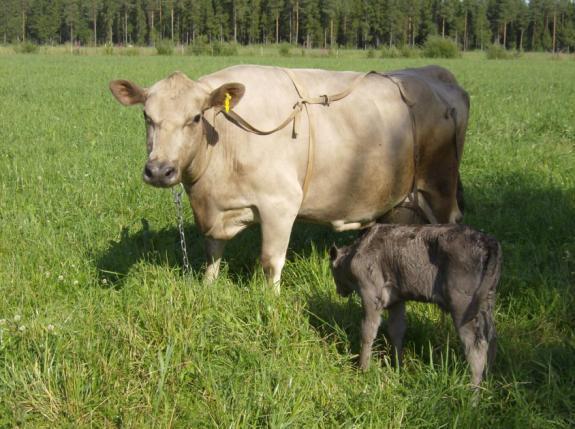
top-left (259, 210), bottom-right (298, 294)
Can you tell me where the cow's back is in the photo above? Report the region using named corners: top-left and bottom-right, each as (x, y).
top-left (198, 65), bottom-right (467, 227)
top-left (201, 65), bottom-right (416, 226)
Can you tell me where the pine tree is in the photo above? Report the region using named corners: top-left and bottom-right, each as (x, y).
top-left (30, 0), bottom-right (61, 44)
top-left (515, 0), bottom-right (529, 50)
top-left (64, 0), bottom-right (80, 44)
top-left (86, 0), bottom-right (102, 45)
top-left (437, 0), bottom-right (456, 38)
top-left (472, 0), bottom-right (490, 48)
top-left (417, 0), bottom-right (435, 44)
top-left (134, 0), bottom-right (146, 44)
top-left (101, 0), bottom-right (118, 43)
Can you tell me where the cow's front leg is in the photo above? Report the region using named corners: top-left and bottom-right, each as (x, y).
top-left (259, 211), bottom-right (297, 294)
top-left (204, 238), bottom-right (226, 283)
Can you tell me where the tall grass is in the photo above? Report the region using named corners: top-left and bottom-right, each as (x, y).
top-left (0, 54), bottom-right (573, 427)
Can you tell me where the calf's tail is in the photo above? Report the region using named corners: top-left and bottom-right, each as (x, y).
top-left (478, 238), bottom-right (502, 368)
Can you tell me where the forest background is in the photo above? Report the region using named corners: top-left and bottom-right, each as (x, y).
top-left (2, 0), bottom-right (575, 53)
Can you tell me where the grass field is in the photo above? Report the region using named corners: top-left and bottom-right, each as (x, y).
top-left (0, 51), bottom-right (574, 427)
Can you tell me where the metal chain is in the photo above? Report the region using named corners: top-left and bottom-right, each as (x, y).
top-left (172, 184), bottom-right (191, 274)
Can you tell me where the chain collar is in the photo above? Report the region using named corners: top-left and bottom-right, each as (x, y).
top-left (172, 184), bottom-right (191, 274)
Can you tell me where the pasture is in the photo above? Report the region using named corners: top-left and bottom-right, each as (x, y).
top-left (0, 52), bottom-right (574, 427)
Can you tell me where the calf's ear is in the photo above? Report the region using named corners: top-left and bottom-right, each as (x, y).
top-left (329, 244), bottom-right (339, 261)
top-left (205, 82), bottom-right (245, 112)
top-left (109, 80), bottom-right (147, 106)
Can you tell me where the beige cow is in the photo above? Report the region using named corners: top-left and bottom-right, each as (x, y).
top-left (109, 65), bottom-right (469, 291)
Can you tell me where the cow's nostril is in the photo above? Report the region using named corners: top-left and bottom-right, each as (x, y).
top-left (164, 167), bottom-right (176, 178)
top-left (144, 165), bottom-right (153, 178)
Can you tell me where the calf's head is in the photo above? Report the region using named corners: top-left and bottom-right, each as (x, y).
top-left (109, 71), bottom-right (244, 187)
top-left (329, 245), bottom-right (356, 297)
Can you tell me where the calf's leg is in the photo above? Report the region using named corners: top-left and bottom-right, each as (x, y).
top-left (387, 301), bottom-right (407, 367)
top-left (359, 300), bottom-right (382, 371)
top-left (457, 321), bottom-right (488, 386)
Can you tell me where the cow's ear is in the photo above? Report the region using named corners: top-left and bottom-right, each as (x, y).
top-left (109, 80), bottom-right (147, 106)
top-left (329, 244), bottom-right (339, 261)
top-left (205, 83), bottom-right (245, 111)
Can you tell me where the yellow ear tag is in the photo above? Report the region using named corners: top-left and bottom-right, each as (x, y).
top-left (224, 92), bottom-right (232, 113)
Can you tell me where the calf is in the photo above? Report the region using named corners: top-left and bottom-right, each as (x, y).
top-left (329, 224), bottom-right (501, 386)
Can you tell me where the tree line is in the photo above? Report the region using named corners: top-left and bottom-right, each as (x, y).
top-left (2, 0), bottom-right (575, 52)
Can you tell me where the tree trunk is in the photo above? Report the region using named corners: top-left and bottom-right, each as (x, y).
top-left (412, 16), bottom-right (416, 47)
top-left (295, 1), bottom-right (299, 45)
top-left (233, 2), bottom-right (237, 43)
top-left (503, 22), bottom-right (507, 47)
top-left (171, 7), bottom-right (174, 42)
top-left (124, 10), bottom-right (128, 44)
top-left (149, 11), bottom-right (154, 45)
top-left (552, 9), bottom-right (557, 53)
top-left (519, 29), bottom-right (524, 51)
top-left (107, 17), bottom-right (113, 43)
top-left (531, 18), bottom-right (535, 49)
top-left (22, 11), bottom-right (26, 42)
top-left (276, 14), bottom-right (279, 44)
top-left (330, 18), bottom-right (333, 47)
top-left (442, 17), bottom-right (445, 37)
top-left (93, 8), bottom-right (97, 46)
top-left (289, 13), bottom-right (292, 43)
top-left (159, 0), bottom-right (162, 39)
top-left (463, 11), bottom-right (467, 51)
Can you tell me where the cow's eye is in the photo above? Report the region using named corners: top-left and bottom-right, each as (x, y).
top-left (186, 114), bottom-right (201, 127)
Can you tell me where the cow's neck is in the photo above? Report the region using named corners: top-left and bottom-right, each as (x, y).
top-left (184, 113), bottom-right (218, 185)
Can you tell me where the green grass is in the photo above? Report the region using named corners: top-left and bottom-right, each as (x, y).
top-left (0, 53), bottom-right (574, 427)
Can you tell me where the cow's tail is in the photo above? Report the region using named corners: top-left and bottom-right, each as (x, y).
top-left (450, 88), bottom-right (470, 220)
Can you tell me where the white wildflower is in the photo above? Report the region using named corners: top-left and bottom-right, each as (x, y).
top-left (102, 278), bottom-right (108, 285)
top-left (0, 319), bottom-right (6, 325)
top-left (18, 325), bottom-right (26, 332)
top-left (13, 314), bottom-right (21, 322)
top-left (47, 324), bottom-right (55, 332)
top-left (73, 280), bottom-right (79, 286)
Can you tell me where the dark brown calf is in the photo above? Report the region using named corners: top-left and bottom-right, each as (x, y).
top-left (329, 224), bottom-right (501, 386)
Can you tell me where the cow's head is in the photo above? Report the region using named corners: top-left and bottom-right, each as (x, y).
top-left (109, 71), bottom-right (244, 187)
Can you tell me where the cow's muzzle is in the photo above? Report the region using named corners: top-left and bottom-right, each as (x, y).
top-left (143, 160), bottom-right (178, 187)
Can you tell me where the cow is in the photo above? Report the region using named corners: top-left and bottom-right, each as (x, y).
top-left (329, 224), bottom-right (501, 386)
top-left (109, 65), bottom-right (470, 291)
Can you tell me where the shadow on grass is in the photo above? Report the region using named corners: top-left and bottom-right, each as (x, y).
top-left (92, 218), bottom-right (205, 288)
top-left (93, 215), bottom-right (361, 288)
top-left (304, 285), bottom-right (462, 370)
